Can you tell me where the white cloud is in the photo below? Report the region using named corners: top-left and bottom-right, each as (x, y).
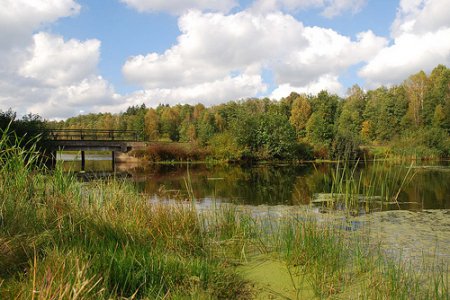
top-left (0, 0), bottom-right (80, 51)
top-left (20, 33), bottom-right (100, 87)
top-left (26, 76), bottom-right (123, 119)
top-left (360, 29), bottom-right (450, 87)
top-left (274, 28), bottom-right (386, 86)
top-left (360, 0), bottom-right (450, 86)
top-left (270, 74), bottom-right (343, 98)
top-left (391, 0), bottom-right (450, 38)
top-left (321, 0), bottom-right (366, 18)
top-left (251, 0), bottom-right (367, 17)
top-left (0, 0), bottom-right (114, 119)
top-left (123, 10), bottom-right (385, 103)
top-left (126, 74), bottom-right (267, 107)
top-left (0, 31), bottom-right (121, 119)
top-left (121, 0), bottom-right (237, 14)
top-left (123, 10), bottom-right (306, 89)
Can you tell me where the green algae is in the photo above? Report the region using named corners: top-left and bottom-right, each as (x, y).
top-left (354, 209), bottom-right (450, 267)
top-left (237, 255), bottom-right (314, 300)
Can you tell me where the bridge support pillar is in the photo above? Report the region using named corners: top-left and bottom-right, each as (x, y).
top-left (46, 151), bottom-right (57, 169)
top-left (112, 151), bottom-right (116, 172)
top-left (81, 151), bottom-right (85, 171)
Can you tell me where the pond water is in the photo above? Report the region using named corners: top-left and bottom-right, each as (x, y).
top-left (59, 153), bottom-right (450, 266)
top-left (59, 152), bottom-right (449, 212)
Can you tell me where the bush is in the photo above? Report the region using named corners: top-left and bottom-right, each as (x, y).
top-left (390, 127), bottom-right (450, 159)
top-left (293, 142), bottom-right (314, 161)
top-left (331, 132), bottom-right (362, 161)
top-left (145, 142), bottom-right (210, 162)
top-left (208, 132), bottom-right (245, 161)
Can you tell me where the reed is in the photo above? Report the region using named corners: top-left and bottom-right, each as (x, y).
top-left (0, 127), bottom-right (251, 299)
top-left (317, 159), bottom-right (418, 214)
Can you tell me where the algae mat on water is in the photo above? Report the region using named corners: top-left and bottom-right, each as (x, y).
top-left (237, 256), bottom-right (315, 299)
top-left (356, 209), bottom-right (450, 266)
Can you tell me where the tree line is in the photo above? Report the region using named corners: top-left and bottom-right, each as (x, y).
top-left (48, 65), bottom-right (450, 160)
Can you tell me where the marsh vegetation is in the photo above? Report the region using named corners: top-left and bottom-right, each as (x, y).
top-left (1, 127), bottom-right (449, 299)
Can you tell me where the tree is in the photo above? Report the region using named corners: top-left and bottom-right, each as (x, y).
top-left (337, 85), bottom-right (366, 136)
top-left (160, 107), bottom-right (180, 141)
top-left (196, 111), bottom-right (216, 145)
top-left (289, 94), bottom-right (312, 139)
top-left (145, 108), bottom-right (160, 140)
top-left (404, 70), bottom-right (429, 126)
top-left (424, 65), bottom-right (450, 126)
top-left (255, 113), bottom-right (297, 159)
top-left (306, 91), bottom-right (338, 148)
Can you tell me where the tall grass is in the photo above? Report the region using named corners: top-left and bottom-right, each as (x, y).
top-left (317, 159), bottom-right (418, 214)
top-left (0, 127), bottom-right (251, 299)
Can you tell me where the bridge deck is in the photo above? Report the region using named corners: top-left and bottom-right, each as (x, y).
top-left (44, 129), bottom-right (146, 171)
top-left (45, 129), bottom-right (140, 141)
top-left (45, 129), bottom-right (145, 153)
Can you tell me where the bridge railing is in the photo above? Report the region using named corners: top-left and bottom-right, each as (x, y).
top-left (45, 129), bottom-right (140, 141)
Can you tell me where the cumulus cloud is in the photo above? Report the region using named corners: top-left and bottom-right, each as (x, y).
top-left (123, 10), bottom-right (385, 103)
top-left (0, 0), bottom-right (128, 119)
top-left (20, 33), bottom-right (100, 87)
top-left (126, 74), bottom-right (266, 106)
top-left (391, 0), bottom-right (450, 38)
top-left (26, 76), bottom-right (123, 119)
top-left (123, 11), bottom-right (306, 89)
top-left (270, 74), bottom-right (343, 99)
top-left (274, 28), bottom-right (387, 86)
top-left (121, 0), bottom-right (237, 14)
top-left (0, 34), bottom-right (122, 118)
top-left (251, 0), bottom-right (367, 17)
top-left (0, 30), bottom-right (121, 119)
top-left (360, 0), bottom-right (450, 87)
top-left (0, 0), bottom-right (80, 51)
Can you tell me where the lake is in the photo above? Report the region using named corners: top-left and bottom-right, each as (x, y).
top-left (59, 153), bottom-right (450, 266)
top-left (59, 153), bottom-right (449, 212)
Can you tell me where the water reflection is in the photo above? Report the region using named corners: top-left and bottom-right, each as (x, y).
top-left (126, 162), bottom-right (449, 210)
top-left (58, 152), bottom-right (113, 172)
top-left (59, 154), bottom-right (449, 211)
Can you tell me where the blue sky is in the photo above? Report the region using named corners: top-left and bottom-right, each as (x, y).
top-left (0, 0), bottom-right (449, 119)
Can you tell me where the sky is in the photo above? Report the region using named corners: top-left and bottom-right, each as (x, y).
top-left (0, 0), bottom-right (449, 120)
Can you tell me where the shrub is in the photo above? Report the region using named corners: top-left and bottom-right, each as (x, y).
top-left (145, 142), bottom-right (210, 162)
top-left (390, 127), bottom-right (450, 159)
top-left (331, 132), bottom-right (362, 161)
top-left (208, 132), bottom-right (245, 161)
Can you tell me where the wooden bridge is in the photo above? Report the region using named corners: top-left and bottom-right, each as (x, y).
top-left (45, 129), bottom-right (146, 171)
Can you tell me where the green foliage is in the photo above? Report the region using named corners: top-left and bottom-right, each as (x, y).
top-left (208, 131), bottom-right (245, 161)
top-left (289, 94), bottom-right (312, 139)
top-left (306, 91), bottom-right (339, 150)
top-left (391, 127), bottom-right (450, 159)
top-left (337, 85), bottom-right (366, 136)
top-left (49, 64), bottom-right (450, 160)
top-left (255, 113), bottom-right (297, 159)
top-left (331, 132), bottom-right (362, 161)
top-left (0, 109), bottom-right (49, 159)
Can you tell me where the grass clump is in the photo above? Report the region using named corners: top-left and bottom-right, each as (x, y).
top-left (0, 127), bottom-right (251, 299)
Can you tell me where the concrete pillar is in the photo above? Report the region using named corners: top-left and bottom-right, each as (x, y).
top-left (47, 150), bottom-right (57, 169)
top-left (81, 150), bottom-right (85, 171)
top-left (112, 151), bottom-right (116, 172)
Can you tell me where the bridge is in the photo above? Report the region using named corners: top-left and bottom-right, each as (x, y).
top-left (45, 129), bottom-right (145, 171)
